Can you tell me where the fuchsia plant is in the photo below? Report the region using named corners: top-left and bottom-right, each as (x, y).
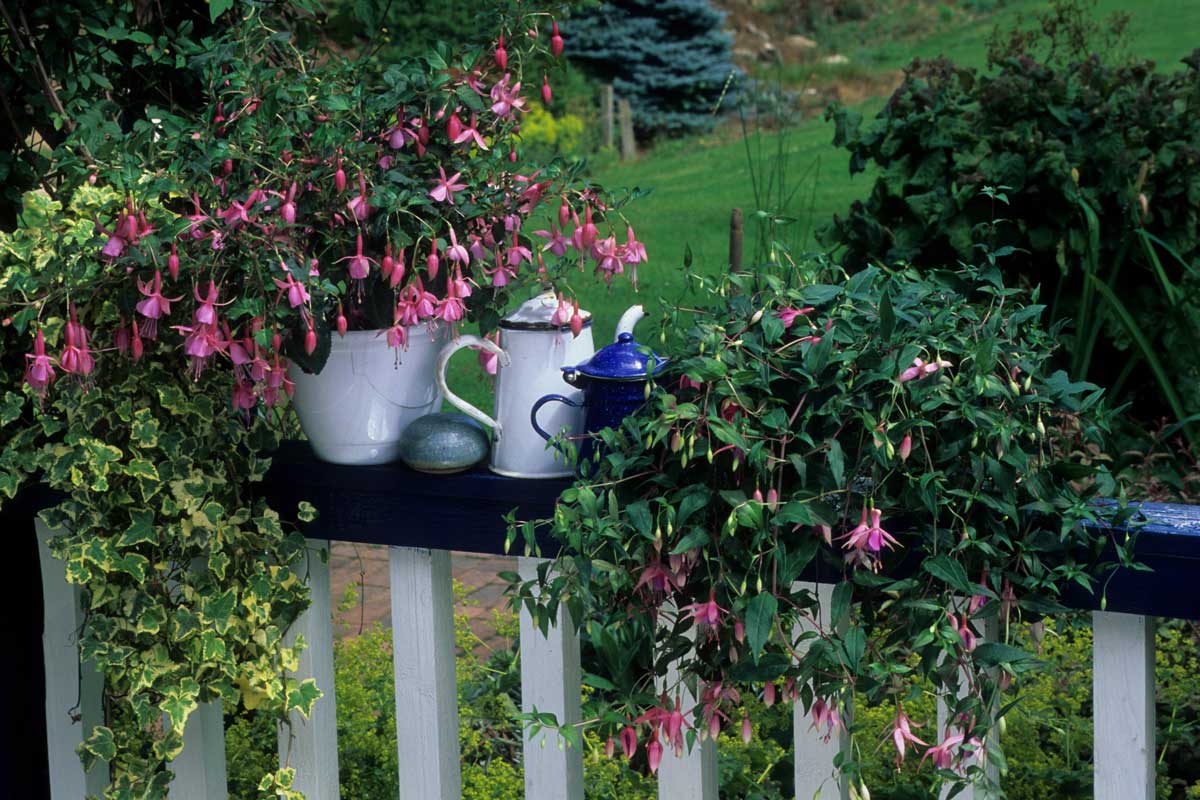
top-left (19, 8), bottom-right (644, 414)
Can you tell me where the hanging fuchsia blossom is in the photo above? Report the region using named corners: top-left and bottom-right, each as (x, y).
top-left (24, 328), bottom-right (57, 398)
top-left (60, 308), bottom-right (95, 379)
top-left (900, 356), bottom-right (953, 382)
top-left (776, 306), bottom-right (815, 329)
top-left (347, 170), bottom-right (373, 220)
top-left (534, 225), bottom-right (570, 256)
top-left (620, 725), bottom-right (637, 759)
top-left (921, 732), bottom-right (965, 770)
top-left (273, 269), bottom-right (310, 309)
top-left (136, 270), bottom-right (183, 339)
top-left (681, 590), bottom-right (727, 631)
top-left (452, 114), bottom-right (489, 150)
top-left (337, 233), bottom-right (376, 282)
top-left (489, 74), bottom-right (526, 118)
top-left (891, 708), bottom-right (927, 765)
top-left (428, 166), bottom-right (466, 204)
top-left (445, 227), bottom-right (470, 266)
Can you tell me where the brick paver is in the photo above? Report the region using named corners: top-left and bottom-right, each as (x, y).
top-left (329, 541), bottom-right (516, 651)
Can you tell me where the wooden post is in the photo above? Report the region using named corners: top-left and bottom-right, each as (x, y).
top-left (618, 99), bottom-right (637, 161)
top-left (656, 607), bottom-right (718, 800)
top-left (601, 84), bottom-right (615, 150)
top-left (519, 557), bottom-right (585, 800)
top-left (279, 540), bottom-right (340, 800)
top-left (36, 520), bottom-right (107, 799)
top-left (729, 208), bottom-right (744, 273)
top-left (1093, 612), bottom-right (1156, 800)
top-left (391, 546), bottom-right (462, 800)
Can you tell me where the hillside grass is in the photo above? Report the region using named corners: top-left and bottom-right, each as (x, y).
top-left (444, 0), bottom-right (1200, 413)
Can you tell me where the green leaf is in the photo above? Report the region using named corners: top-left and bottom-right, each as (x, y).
top-left (827, 439), bottom-right (845, 487)
top-left (118, 510), bottom-right (158, 548)
top-left (973, 642), bottom-right (1038, 667)
top-left (830, 582), bottom-right (852, 629)
top-left (286, 678), bottom-right (323, 718)
top-left (161, 690), bottom-right (197, 733)
top-left (878, 286), bottom-right (895, 339)
top-left (843, 627), bottom-right (866, 671)
top-left (745, 593), bottom-right (778, 658)
top-left (923, 555), bottom-right (973, 594)
top-left (209, 0), bottom-right (234, 24)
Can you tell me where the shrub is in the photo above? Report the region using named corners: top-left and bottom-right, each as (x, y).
top-left (820, 0), bottom-right (1200, 437)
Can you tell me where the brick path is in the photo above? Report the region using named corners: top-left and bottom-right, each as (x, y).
top-left (329, 541), bottom-right (515, 649)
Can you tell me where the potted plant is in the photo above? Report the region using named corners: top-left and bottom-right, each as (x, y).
top-left (26, 5), bottom-right (644, 464)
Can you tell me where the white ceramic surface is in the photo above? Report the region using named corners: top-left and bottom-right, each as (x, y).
top-left (290, 324), bottom-right (449, 465)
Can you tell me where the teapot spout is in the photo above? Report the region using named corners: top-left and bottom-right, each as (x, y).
top-left (614, 304), bottom-right (646, 342)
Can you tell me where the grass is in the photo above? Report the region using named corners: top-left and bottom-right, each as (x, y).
top-left (444, 0), bottom-right (1200, 413)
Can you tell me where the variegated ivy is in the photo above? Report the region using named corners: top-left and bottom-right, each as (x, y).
top-left (511, 253), bottom-right (1137, 797)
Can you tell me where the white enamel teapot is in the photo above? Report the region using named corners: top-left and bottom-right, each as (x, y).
top-left (436, 292), bottom-right (645, 478)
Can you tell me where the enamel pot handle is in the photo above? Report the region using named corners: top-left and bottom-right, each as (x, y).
top-left (530, 393), bottom-right (584, 445)
top-left (436, 335), bottom-right (510, 438)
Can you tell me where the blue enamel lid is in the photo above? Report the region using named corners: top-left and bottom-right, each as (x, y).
top-left (564, 332), bottom-right (668, 382)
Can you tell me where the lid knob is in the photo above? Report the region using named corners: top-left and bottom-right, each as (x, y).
top-left (617, 332), bottom-right (634, 344)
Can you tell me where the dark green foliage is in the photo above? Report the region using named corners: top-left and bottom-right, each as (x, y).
top-left (820, 5), bottom-right (1200, 432)
top-left (566, 0), bottom-right (739, 136)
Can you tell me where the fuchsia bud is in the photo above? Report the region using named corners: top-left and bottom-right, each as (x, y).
top-left (582, 205), bottom-right (598, 249)
top-left (494, 34), bottom-right (508, 70)
top-left (766, 487), bottom-right (779, 512)
top-left (753, 488), bottom-right (764, 504)
top-left (447, 112), bottom-right (463, 142)
top-left (620, 725), bottom-right (637, 759)
top-left (223, 158), bottom-right (233, 175)
top-left (382, 242), bottom-right (395, 279)
top-left (271, 332), bottom-right (282, 352)
top-left (541, 74), bottom-right (552, 105)
top-left (168, 243), bottom-right (180, 280)
top-left (281, 150), bottom-right (293, 164)
top-left (551, 20), bottom-right (564, 57)
top-left (334, 158), bottom-right (347, 193)
top-left (570, 301), bottom-right (583, 338)
top-left (427, 243), bottom-right (440, 280)
top-left (708, 713), bottom-right (721, 741)
top-left (390, 247), bottom-right (407, 288)
top-left (741, 715), bottom-right (753, 744)
top-left (604, 736), bottom-right (615, 759)
top-left (734, 619), bottom-right (745, 644)
top-left (763, 682), bottom-right (776, 707)
top-left (417, 120), bottom-right (430, 145)
top-left (509, 147), bottom-right (518, 163)
top-left (559, 198), bottom-right (571, 227)
top-left (647, 740), bottom-right (663, 774)
top-left (336, 304), bottom-right (348, 337)
top-left (304, 323), bottom-right (317, 355)
top-left (899, 433), bottom-right (913, 462)
top-left (131, 320), bottom-right (144, 361)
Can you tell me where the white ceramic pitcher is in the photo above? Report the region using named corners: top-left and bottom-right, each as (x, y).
top-left (436, 292), bottom-right (644, 478)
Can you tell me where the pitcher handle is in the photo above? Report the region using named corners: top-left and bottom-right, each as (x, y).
top-left (436, 335), bottom-right (510, 438)
top-left (531, 393), bottom-right (584, 445)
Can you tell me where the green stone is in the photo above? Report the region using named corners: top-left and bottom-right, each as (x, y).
top-left (398, 412), bottom-right (490, 474)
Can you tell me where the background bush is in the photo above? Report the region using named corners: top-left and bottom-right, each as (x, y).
top-left (820, 1), bottom-right (1200, 437)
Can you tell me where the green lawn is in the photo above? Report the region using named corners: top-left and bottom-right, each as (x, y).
top-left (445, 0), bottom-right (1200, 412)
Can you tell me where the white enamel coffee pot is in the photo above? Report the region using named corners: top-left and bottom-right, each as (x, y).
top-left (436, 292), bottom-right (645, 478)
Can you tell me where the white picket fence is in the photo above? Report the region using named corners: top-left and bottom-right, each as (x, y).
top-left (37, 527), bottom-right (1158, 800)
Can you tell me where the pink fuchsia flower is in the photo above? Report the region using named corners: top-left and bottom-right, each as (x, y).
top-left (175, 322), bottom-right (228, 381)
top-left (220, 199), bottom-right (252, 228)
top-left (890, 708), bottom-right (927, 765)
top-left (100, 228), bottom-right (127, 259)
top-left (810, 697), bottom-right (843, 743)
top-left (192, 280), bottom-right (229, 327)
top-left (24, 328), bottom-right (57, 399)
top-left (476, 331), bottom-right (501, 375)
top-left (278, 182), bottom-right (298, 226)
top-left (337, 233), bottom-right (376, 281)
top-left (635, 559), bottom-right (686, 595)
top-left (947, 612), bottom-right (977, 652)
top-left (445, 227), bottom-right (470, 267)
top-left (506, 236), bottom-right (532, 268)
top-left (622, 224), bottom-right (648, 265)
top-left (452, 114), bottom-right (489, 150)
top-left (59, 309), bottom-right (95, 379)
top-left (776, 306), bottom-right (815, 329)
top-left (534, 225), bottom-right (571, 257)
top-left (489, 74), bottom-right (526, 118)
top-left (273, 266), bottom-right (310, 310)
top-left (347, 170), bottom-right (373, 221)
top-left (135, 270), bottom-right (183, 339)
top-left (681, 591), bottom-right (727, 631)
top-left (592, 236), bottom-right (624, 283)
top-left (646, 740), bottom-right (664, 774)
top-left (900, 356), bottom-right (953, 383)
top-left (921, 732), bottom-right (964, 770)
top-left (428, 166), bottom-right (467, 205)
top-left (386, 319), bottom-right (408, 349)
top-left (186, 192), bottom-right (210, 239)
top-left (232, 380), bottom-right (257, 413)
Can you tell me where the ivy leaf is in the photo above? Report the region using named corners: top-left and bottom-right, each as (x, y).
top-left (286, 678), bottom-right (323, 718)
top-left (118, 510), bottom-right (158, 548)
top-left (745, 593), bottom-right (777, 659)
top-left (923, 555), bottom-right (973, 594)
top-left (161, 690), bottom-right (197, 734)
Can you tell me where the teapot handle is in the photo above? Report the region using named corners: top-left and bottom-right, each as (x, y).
top-left (530, 393), bottom-right (584, 444)
top-left (436, 335), bottom-right (510, 438)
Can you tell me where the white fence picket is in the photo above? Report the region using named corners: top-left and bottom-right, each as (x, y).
top-left (518, 556), bottom-right (585, 800)
top-left (35, 520), bottom-right (107, 799)
top-left (793, 582), bottom-right (848, 800)
top-left (1093, 611), bottom-right (1156, 800)
top-left (937, 609), bottom-right (1000, 800)
top-left (656, 649), bottom-right (718, 800)
top-left (279, 539), bottom-right (341, 800)
top-left (390, 546), bottom-right (461, 799)
top-left (170, 701), bottom-right (228, 799)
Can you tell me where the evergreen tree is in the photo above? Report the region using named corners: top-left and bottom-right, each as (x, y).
top-left (567, 0), bottom-right (738, 137)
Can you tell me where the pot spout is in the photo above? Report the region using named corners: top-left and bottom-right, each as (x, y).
top-left (614, 304), bottom-right (646, 342)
